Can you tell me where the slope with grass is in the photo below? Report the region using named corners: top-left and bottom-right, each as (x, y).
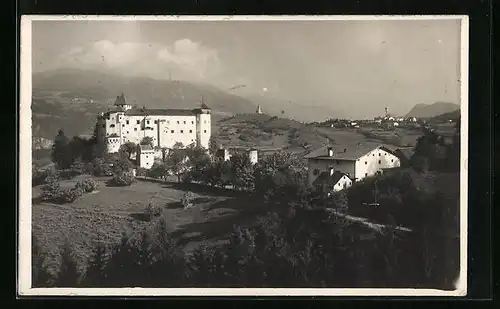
top-left (213, 113), bottom-right (373, 154)
top-left (32, 175), bottom-right (264, 276)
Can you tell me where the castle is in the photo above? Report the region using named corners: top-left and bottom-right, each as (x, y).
top-left (96, 93), bottom-right (212, 153)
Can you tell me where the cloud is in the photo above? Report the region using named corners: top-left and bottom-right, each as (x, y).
top-left (57, 39), bottom-right (220, 81)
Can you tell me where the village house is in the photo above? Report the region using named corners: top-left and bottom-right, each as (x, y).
top-left (136, 144), bottom-right (155, 169)
top-left (313, 169), bottom-right (353, 195)
top-left (216, 147), bottom-right (259, 165)
top-left (96, 93), bottom-right (212, 153)
top-left (305, 143), bottom-right (401, 186)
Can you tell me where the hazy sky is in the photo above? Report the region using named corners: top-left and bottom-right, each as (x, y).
top-left (32, 18), bottom-right (462, 118)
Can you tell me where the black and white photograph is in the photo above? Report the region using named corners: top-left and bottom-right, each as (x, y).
top-left (19, 15), bottom-right (468, 296)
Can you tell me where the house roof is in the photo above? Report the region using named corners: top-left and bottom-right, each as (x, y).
top-left (304, 142), bottom-right (395, 161)
top-left (394, 147), bottom-right (414, 160)
top-left (313, 171), bottom-right (349, 187)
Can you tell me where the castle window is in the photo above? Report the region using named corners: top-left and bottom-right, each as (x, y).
top-left (183, 121), bottom-right (186, 124)
top-left (180, 130), bottom-right (184, 133)
top-left (191, 121), bottom-right (194, 124)
top-left (126, 120), bottom-right (129, 124)
top-left (365, 173), bottom-right (368, 177)
top-left (134, 128), bottom-right (137, 131)
top-left (147, 120), bottom-right (150, 125)
top-left (365, 161), bottom-right (367, 165)
top-left (127, 131), bottom-right (129, 134)
top-left (137, 120), bottom-right (140, 124)
top-left (189, 130), bottom-right (192, 133)
top-left (378, 160), bottom-right (381, 164)
top-left (177, 121), bottom-right (180, 124)
top-left (154, 120), bottom-right (158, 124)
top-left (171, 130), bottom-right (174, 133)
top-left (204, 130), bottom-right (207, 133)
top-left (122, 124), bottom-right (125, 127)
top-left (379, 153), bottom-right (381, 156)
top-left (110, 124), bottom-right (115, 128)
top-left (391, 159), bottom-right (394, 163)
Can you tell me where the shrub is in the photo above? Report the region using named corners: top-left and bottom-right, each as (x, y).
top-left (75, 179), bottom-right (99, 193)
top-left (69, 160), bottom-right (85, 177)
top-left (110, 170), bottom-right (135, 186)
top-left (91, 158), bottom-right (112, 177)
top-left (40, 177), bottom-right (62, 202)
top-left (181, 192), bottom-right (195, 209)
top-left (145, 202), bottom-right (163, 220)
top-left (32, 167), bottom-right (49, 186)
top-left (59, 187), bottom-right (84, 204)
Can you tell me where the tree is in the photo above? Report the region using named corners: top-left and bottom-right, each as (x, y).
top-left (32, 236), bottom-right (52, 287)
top-left (51, 129), bottom-right (72, 169)
top-left (173, 142), bottom-right (184, 149)
top-left (55, 240), bottom-right (80, 287)
top-left (165, 149), bottom-right (190, 183)
top-left (208, 136), bottom-right (219, 157)
top-left (140, 136), bottom-right (154, 147)
top-left (229, 151), bottom-right (255, 191)
top-left (253, 150), bottom-right (307, 197)
top-left (83, 241), bottom-right (107, 287)
top-left (119, 142), bottom-right (137, 160)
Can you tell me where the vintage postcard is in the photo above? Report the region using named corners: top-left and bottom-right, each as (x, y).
top-left (18, 15), bottom-right (468, 296)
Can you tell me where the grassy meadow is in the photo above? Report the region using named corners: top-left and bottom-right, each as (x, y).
top-left (32, 175), bottom-right (266, 276)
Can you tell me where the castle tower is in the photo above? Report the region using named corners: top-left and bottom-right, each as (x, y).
top-left (256, 105), bottom-right (263, 114)
top-left (114, 92), bottom-right (132, 111)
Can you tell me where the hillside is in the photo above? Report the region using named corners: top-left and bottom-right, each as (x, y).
top-left (33, 69), bottom-right (257, 113)
top-left (213, 113), bottom-right (373, 155)
top-left (405, 102), bottom-right (460, 118)
top-left (240, 94), bottom-right (349, 123)
top-left (32, 69), bottom-right (257, 139)
top-left (427, 109), bottom-right (461, 124)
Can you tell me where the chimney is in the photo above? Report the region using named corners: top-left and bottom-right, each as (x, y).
top-left (327, 147), bottom-right (334, 157)
top-left (329, 167), bottom-right (335, 176)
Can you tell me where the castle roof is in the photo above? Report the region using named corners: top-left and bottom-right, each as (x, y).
top-left (114, 93), bottom-right (128, 106)
top-left (125, 108), bottom-right (198, 117)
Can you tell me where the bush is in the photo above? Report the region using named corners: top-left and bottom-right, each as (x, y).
top-left (91, 158), bottom-right (112, 177)
top-left (110, 170), bottom-right (135, 187)
top-left (32, 167), bottom-right (50, 186)
top-left (69, 160), bottom-right (85, 177)
top-left (58, 187), bottom-right (84, 204)
top-left (144, 202), bottom-right (163, 220)
top-left (75, 179), bottom-right (99, 193)
top-left (181, 192), bottom-right (195, 209)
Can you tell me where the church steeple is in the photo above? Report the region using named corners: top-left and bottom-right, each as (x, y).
top-left (256, 105), bottom-right (263, 114)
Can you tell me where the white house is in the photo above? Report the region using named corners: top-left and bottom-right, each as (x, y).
top-left (312, 169), bottom-right (353, 194)
top-left (305, 143), bottom-right (401, 186)
top-left (97, 93), bottom-right (212, 153)
top-left (136, 144), bottom-right (155, 169)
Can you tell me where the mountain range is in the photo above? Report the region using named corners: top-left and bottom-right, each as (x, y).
top-left (405, 102), bottom-right (460, 119)
top-left (33, 68), bottom-right (257, 115)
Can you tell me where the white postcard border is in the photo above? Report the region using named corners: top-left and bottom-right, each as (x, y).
top-left (18, 14), bottom-right (469, 297)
